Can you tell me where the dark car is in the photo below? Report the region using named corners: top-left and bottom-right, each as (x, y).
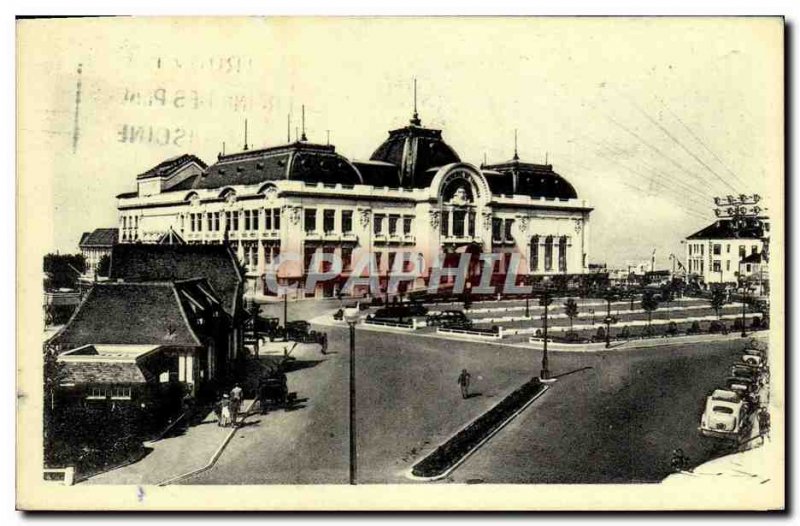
top-left (427, 309), bottom-right (472, 328)
top-left (372, 303), bottom-right (428, 321)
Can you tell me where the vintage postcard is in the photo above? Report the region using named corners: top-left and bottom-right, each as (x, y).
top-left (16, 16), bottom-right (784, 510)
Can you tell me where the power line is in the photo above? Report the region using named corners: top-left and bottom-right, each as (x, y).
top-left (568, 132), bottom-right (715, 214)
top-left (559, 140), bottom-right (711, 220)
top-left (618, 91), bottom-right (738, 194)
top-left (655, 96), bottom-right (752, 190)
top-left (591, 136), bottom-right (715, 209)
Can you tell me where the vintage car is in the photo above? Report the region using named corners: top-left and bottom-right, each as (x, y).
top-left (699, 389), bottom-right (751, 440)
top-left (739, 353), bottom-right (766, 370)
top-left (725, 376), bottom-right (758, 398)
top-left (743, 348), bottom-right (767, 361)
top-left (372, 303), bottom-right (428, 321)
top-left (426, 309), bottom-right (472, 328)
top-left (731, 363), bottom-right (762, 384)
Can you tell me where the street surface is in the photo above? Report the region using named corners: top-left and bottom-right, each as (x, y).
top-left (182, 300), bottom-right (751, 484)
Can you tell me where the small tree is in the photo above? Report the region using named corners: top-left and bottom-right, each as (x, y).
top-left (710, 286), bottom-right (726, 319)
top-left (563, 298), bottom-right (579, 331)
top-left (96, 254), bottom-right (111, 278)
top-left (641, 291), bottom-right (659, 328)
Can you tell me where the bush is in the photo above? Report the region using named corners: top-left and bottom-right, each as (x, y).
top-left (563, 330), bottom-right (582, 343)
top-left (687, 321), bottom-right (702, 335)
top-left (666, 321), bottom-right (678, 336)
top-left (593, 326), bottom-right (606, 342)
top-left (751, 316), bottom-right (762, 329)
top-left (619, 326), bottom-right (631, 339)
top-left (709, 320), bottom-right (728, 334)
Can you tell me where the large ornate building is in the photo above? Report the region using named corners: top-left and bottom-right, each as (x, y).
top-left (116, 109), bottom-right (593, 297)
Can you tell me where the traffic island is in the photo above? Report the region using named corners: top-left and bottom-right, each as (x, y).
top-left (409, 377), bottom-right (549, 481)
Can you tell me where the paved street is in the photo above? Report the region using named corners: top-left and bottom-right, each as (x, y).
top-left (180, 301), bottom-right (757, 485)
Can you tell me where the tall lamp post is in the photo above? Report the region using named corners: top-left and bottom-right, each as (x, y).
top-left (343, 308), bottom-right (360, 485)
top-left (539, 289), bottom-right (553, 380)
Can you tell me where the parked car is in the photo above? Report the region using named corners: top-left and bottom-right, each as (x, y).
top-left (739, 354), bottom-right (766, 370)
top-left (743, 348), bottom-right (767, 360)
top-left (731, 363), bottom-right (761, 384)
top-left (699, 389), bottom-right (751, 440)
top-left (426, 309), bottom-right (471, 328)
top-left (372, 303), bottom-right (428, 321)
top-left (725, 376), bottom-right (758, 399)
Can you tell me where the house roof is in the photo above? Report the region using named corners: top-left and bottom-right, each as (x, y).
top-left (686, 219), bottom-right (766, 240)
top-left (48, 281), bottom-right (206, 349)
top-left (183, 142), bottom-right (362, 191)
top-left (58, 344), bottom-right (160, 384)
top-left (482, 160), bottom-right (578, 200)
top-left (108, 244), bottom-right (243, 317)
top-left (78, 228), bottom-right (119, 249)
top-left (369, 123), bottom-right (461, 189)
top-left (60, 360), bottom-right (150, 384)
top-left (137, 154), bottom-right (207, 180)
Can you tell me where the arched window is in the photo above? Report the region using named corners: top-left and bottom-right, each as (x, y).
top-left (558, 236), bottom-right (568, 272)
top-left (544, 236), bottom-right (554, 271)
top-left (530, 235), bottom-right (540, 272)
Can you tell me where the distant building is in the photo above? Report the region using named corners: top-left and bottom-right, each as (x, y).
top-left (115, 108), bottom-right (593, 298)
top-left (78, 228), bottom-right (118, 277)
top-left (684, 217), bottom-right (769, 286)
top-left (739, 251), bottom-right (768, 296)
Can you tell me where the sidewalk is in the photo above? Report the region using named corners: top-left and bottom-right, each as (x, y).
top-left (82, 400), bottom-right (256, 485)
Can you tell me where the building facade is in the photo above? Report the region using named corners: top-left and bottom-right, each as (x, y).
top-left (684, 217), bottom-right (769, 286)
top-left (116, 111), bottom-right (593, 297)
top-left (78, 228), bottom-right (118, 277)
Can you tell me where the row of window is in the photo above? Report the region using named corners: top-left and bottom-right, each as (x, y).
top-left (120, 215), bottom-right (139, 242)
top-left (440, 210), bottom-right (476, 238)
top-left (530, 235), bottom-right (569, 272)
top-left (689, 242), bottom-right (759, 259)
top-left (187, 208), bottom-right (282, 233)
top-left (491, 218), bottom-right (515, 243)
top-left (240, 242), bottom-right (281, 269)
top-left (374, 214), bottom-right (414, 236)
top-left (304, 209), bottom-right (356, 234)
top-left (87, 386), bottom-right (132, 400)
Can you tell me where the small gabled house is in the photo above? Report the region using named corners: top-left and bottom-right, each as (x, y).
top-left (47, 279), bottom-right (232, 405)
top-left (78, 228), bottom-right (118, 278)
top-left (107, 243), bottom-right (246, 365)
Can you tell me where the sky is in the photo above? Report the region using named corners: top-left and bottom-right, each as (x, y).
top-left (17, 17), bottom-right (782, 268)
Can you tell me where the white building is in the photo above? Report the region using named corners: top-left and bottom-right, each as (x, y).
top-left (684, 217), bottom-right (769, 286)
top-left (116, 110), bottom-right (593, 297)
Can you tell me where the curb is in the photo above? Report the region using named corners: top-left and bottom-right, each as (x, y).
top-left (405, 383), bottom-right (551, 482)
top-left (155, 398), bottom-right (258, 486)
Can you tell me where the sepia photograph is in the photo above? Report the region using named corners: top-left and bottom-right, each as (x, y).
top-left (15, 15), bottom-right (785, 511)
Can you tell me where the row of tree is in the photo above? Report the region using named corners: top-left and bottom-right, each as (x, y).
top-left (554, 285), bottom-right (731, 332)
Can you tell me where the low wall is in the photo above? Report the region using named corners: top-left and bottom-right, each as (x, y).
top-left (436, 326), bottom-right (504, 339)
top-left (364, 318), bottom-right (419, 330)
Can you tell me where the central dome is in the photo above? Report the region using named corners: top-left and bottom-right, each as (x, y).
top-left (365, 121), bottom-right (461, 189)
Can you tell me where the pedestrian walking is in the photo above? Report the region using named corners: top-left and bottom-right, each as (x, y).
top-left (321, 333), bottom-right (328, 355)
top-left (220, 395), bottom-right (231, 427)
top-left (457, 369), bottom-right (471, 399)
top-left (230, 384), bottom-right (243, 426)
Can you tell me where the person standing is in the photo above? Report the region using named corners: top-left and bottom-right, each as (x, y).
top-left (457, 369), bottom-right (471, 399)
top-left (220, 394), bottom-right (231, 428)
top-left (230, 384), bottom-right (243, 426)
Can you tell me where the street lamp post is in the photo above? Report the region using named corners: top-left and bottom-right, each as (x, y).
top-left (539, 290), bottom-right (552, 380)
top-left (605, 294), bottom-right (614, 349)
top-left (343, 308), bottom-right (359, 485)
top-left (741, 281), bottom-right (748, 338)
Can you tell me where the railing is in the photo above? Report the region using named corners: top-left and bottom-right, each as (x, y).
top-left (436, 326), bottom-right (504, 339)
top-left (364, 318), bottom-right (419, 330)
